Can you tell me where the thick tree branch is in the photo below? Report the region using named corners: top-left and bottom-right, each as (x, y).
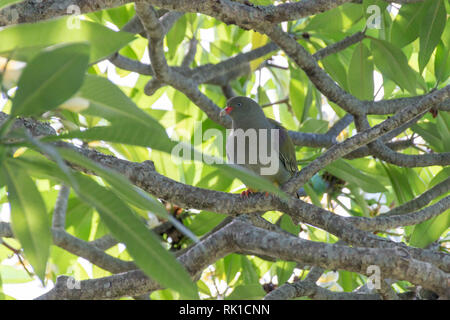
top-left (36, 219), bottom-right (450, 299)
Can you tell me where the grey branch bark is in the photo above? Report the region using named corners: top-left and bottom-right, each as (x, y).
top-left (51, 184), bottom-right (70, 229)
top-left (36, 219), bottom-right (449, 300)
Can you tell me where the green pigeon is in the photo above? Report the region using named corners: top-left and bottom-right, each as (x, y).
top-left (220, 96), bottom-right (298, 196)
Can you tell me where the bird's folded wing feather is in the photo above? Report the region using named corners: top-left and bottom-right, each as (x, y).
top-left (268, 119), bottom-right (298, 175)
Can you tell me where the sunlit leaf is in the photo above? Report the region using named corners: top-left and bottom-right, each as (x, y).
top-left (11, 43), bottom-right (90, 117)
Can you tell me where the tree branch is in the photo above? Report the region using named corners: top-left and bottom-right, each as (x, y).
top-left (51, 184), bottom-right (70, 229)
top-left (36, 219), bottom-right (449, 299)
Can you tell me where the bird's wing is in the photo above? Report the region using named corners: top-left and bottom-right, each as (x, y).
top-left (268, 119), bottom-right (298, 175)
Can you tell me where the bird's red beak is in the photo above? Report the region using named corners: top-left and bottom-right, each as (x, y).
top-left (220, 106), bottom-right (233, 117)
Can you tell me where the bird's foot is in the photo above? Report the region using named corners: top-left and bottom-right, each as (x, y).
top-left (240, 189), bottom-right (269, 198)
top-left (240, 189), bottom-right (256, 198)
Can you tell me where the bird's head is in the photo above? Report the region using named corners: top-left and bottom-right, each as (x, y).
top-left (220, 96), bottom-right (262, 119)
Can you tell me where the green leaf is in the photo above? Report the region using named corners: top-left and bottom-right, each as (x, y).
top-left (409, 207), bottom-right (449, 248)
top-left (196, 279), bottom-right (212, 296)
top-left (223, 254), bottom-right (241, 284)
top-left (11, 42), bottom-right (90, 117)
top-left (436, 112), bottom-right (450, 152)
top-left (275, 260), bottom-right (296, 285)
top-left (347, 42), bottom-right (374, 100)
top-left (411, 122), bottom-right (444, 153)
top-left (390, 2), bottom-right (427, 47)
top-left (3, 159), bottom-right (51, 282)
top-left (305, 3), bottom-right (363, 32)
top-left (226, 284), bottom-right (266, 300)
top-left (80, 75), bottom-right (166, 127)
top-left (434, 40), bottom-right (450, 85)
top-left (325, 159), bottom-right (387, 193)
top-left (103, 4), bottom-right (135, 29)
top-left (382, 164), bottom-right (415, 205)
top-left (337, 270), bottom-right (358, 292)
top-left (349, 186), bottom-right (370, 217)
top-left (166, 15), bottom-right (187, 59)
top-left (240, 256), bottom-right (260, 285)
top-left (289, 70), bottom-right (307, 123)
top-left (371, 38), bottom-right (417, 94)
top-left (0, 17), bottom-right (135, 63)
top-left (186, 211), bottom-right (226, 236)
top-left (418, 0), bottom-right (446, 73)
top-left (53, 122), bottom-right (176, 154)
top-left (0, 0), bottom-right (24, 10)
top-left (321, 54), bottom-right (349, 91)
top-left (279, 214), bottom-right (300, 235)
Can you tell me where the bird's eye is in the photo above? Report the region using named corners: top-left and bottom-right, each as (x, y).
top-left (237, 103), bottom-right (242, 107)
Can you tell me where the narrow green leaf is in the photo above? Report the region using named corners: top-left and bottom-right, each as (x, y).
top-left (11, 43), bottom-right (90, 117)
top-left (305, 3), bottom-right (363, 32)
top-left (186, 211), bottom-right (226, 236)
top-left (436, 113), bottom-right (450, 152)
top-left (52, 122), bottom-right (176, 154)
top-left (78, 75), bottom-right (172, 151)
top-left (382, 163), bottom-right (415, 205)
top-left (371, 38), bottom-right (417, 94)
top-left (289, 76), bottom-right (306, 123)
top-left (240, 256), bottom-right (260, 285)
top-left (409, 208), bottom-right (449, 248)
top-left (411, 122), bottom-right (445, 153)
top-left (418, 0), bottom-right (446, 73)
top-left (0, 17), bottom-right (135, 63)
top-left (434, 41), bottom-right (450, 85)
top-left (225, 284), bottom-right (266, 300)
top-left (390, 2), bottom-right (427, 47)
top-left (3, 159), bottom-right (51, 282)
top-left (347, 42), bottom-right (374, 100)
top-left (167, 15), bottom-right (186, 59)
top-left (275, 260), bottom-right (296, 285)
top-left (223, 254), bottom-right (241, 284)
top-left (321, 54), bottom-right (349, 91)
top-left (279, 214), bottom-right (301, 235)
top-left (325, 159), bottom-right (387, 193)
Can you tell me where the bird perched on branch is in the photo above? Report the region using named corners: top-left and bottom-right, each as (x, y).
top-left (220, 96), bottom-right (298, 197)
